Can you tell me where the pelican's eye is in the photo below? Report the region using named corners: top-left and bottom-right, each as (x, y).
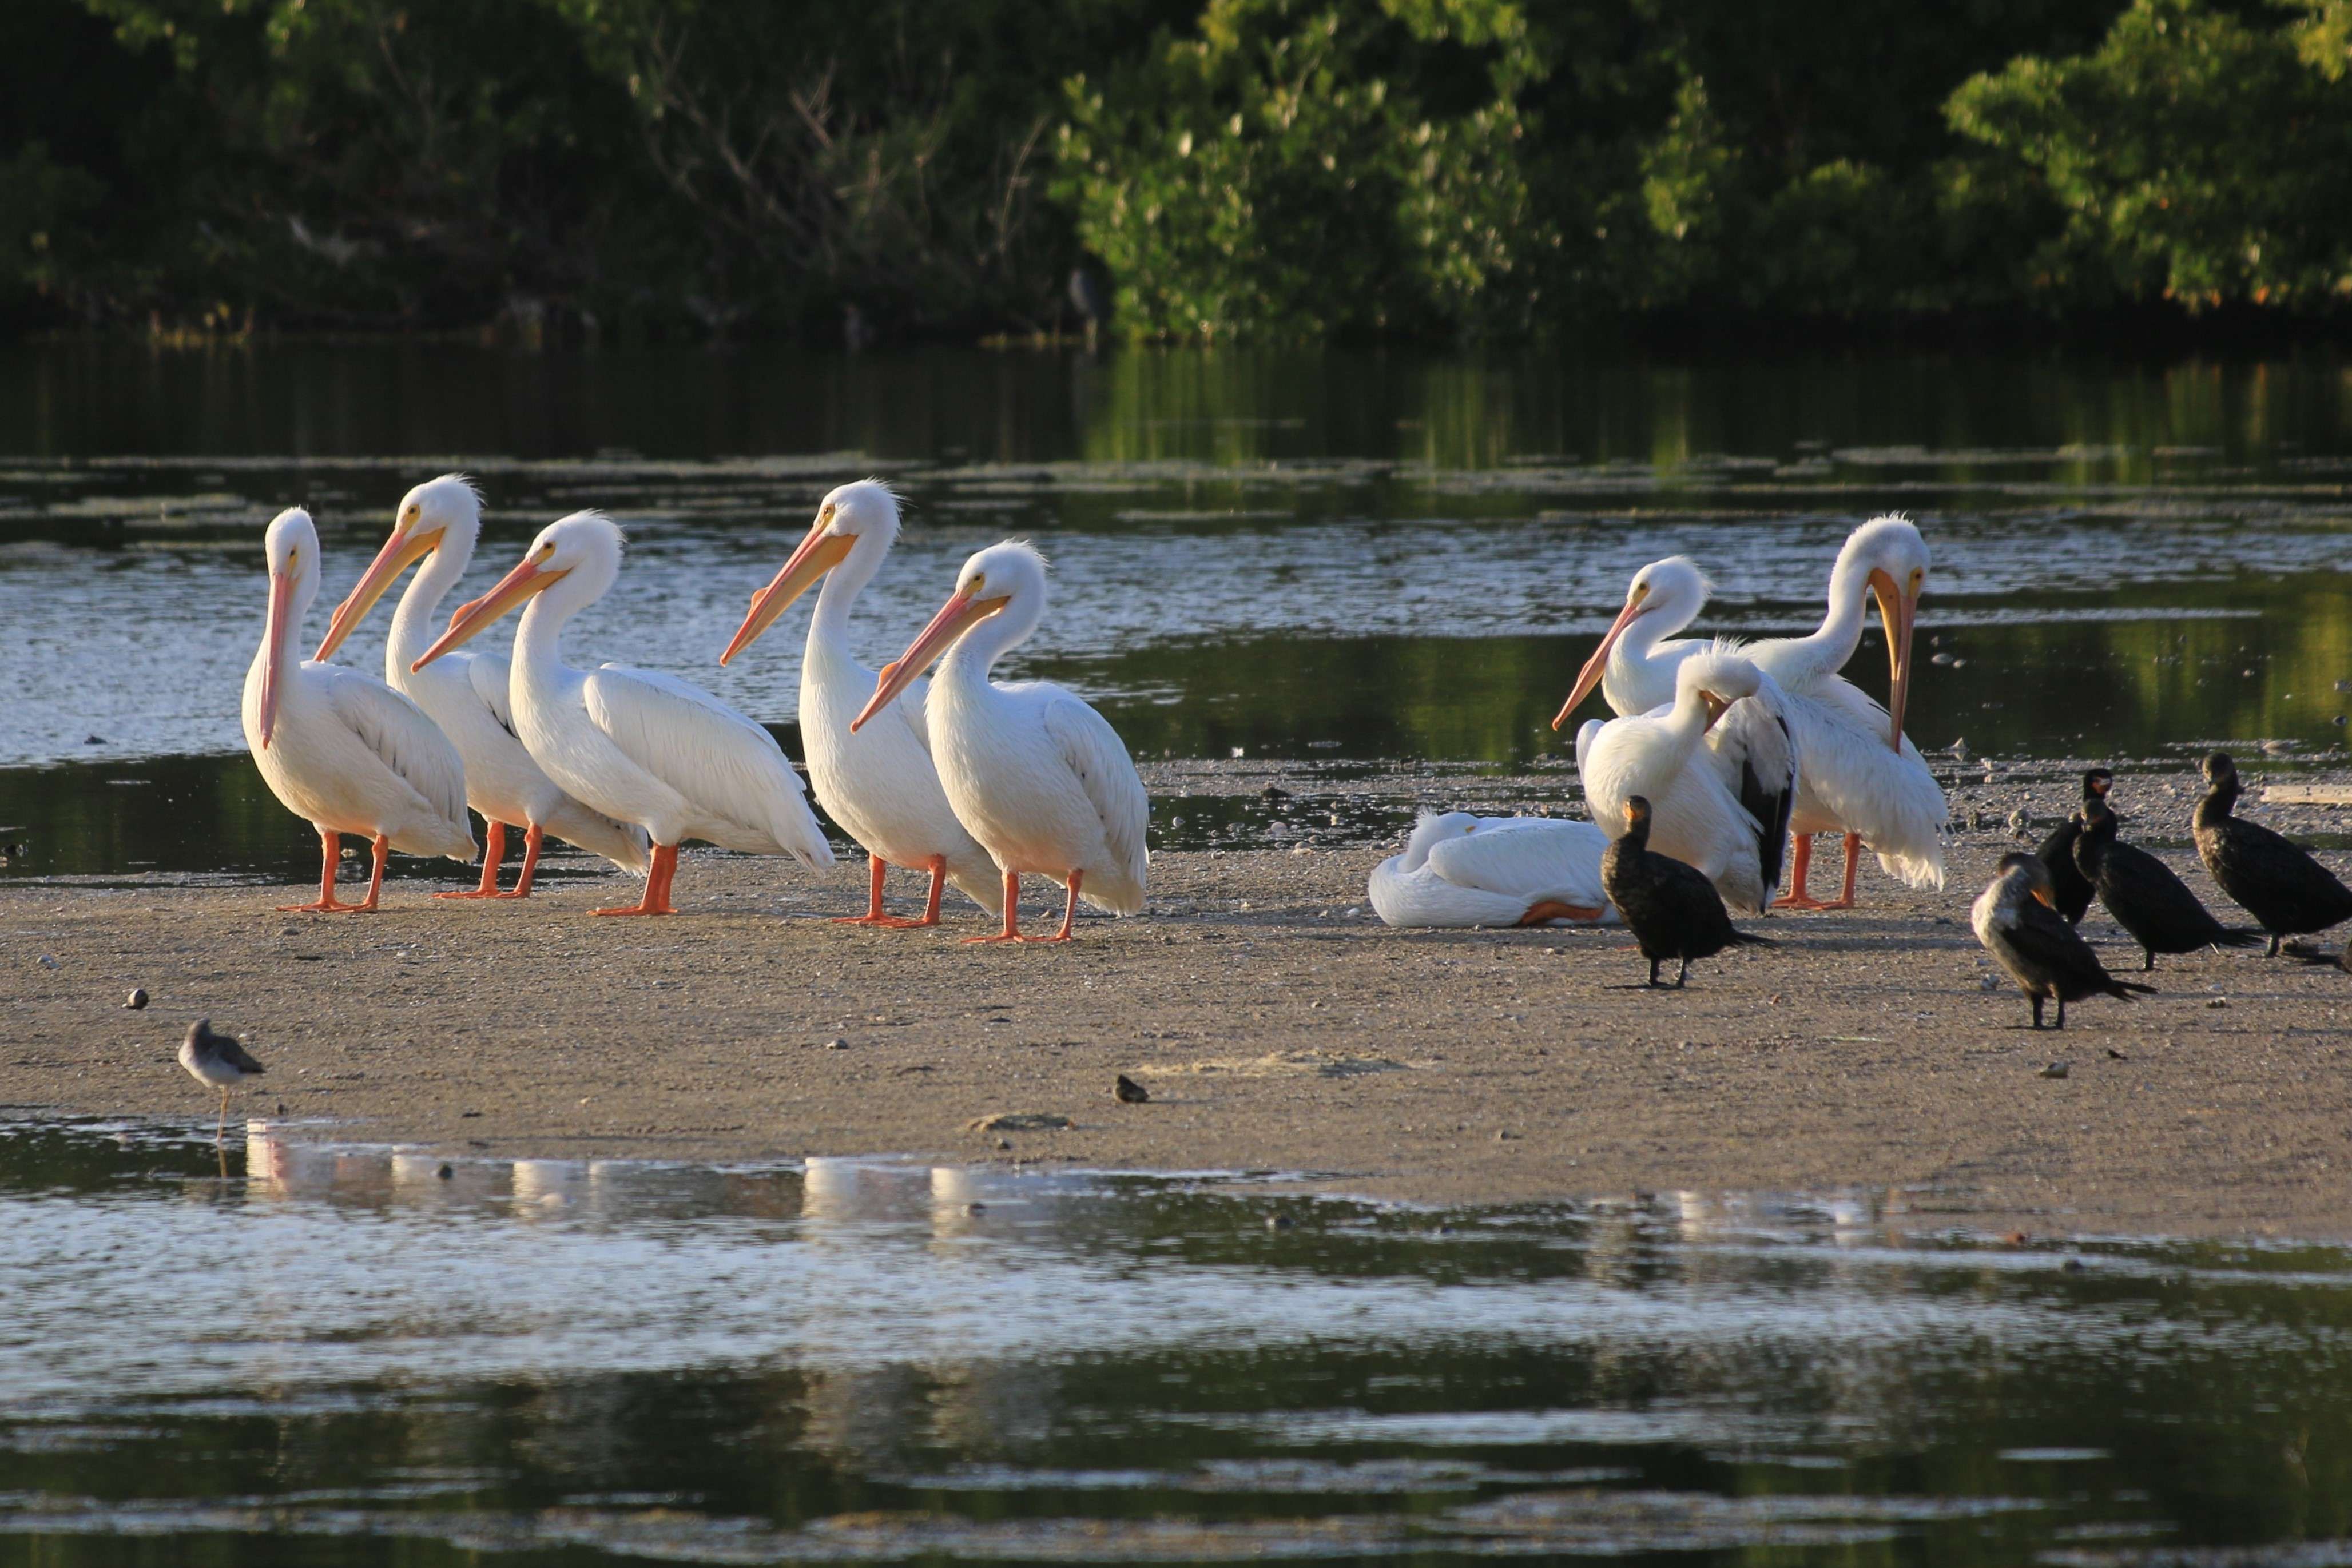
top-left (965, 572), bottom-right (987, 597)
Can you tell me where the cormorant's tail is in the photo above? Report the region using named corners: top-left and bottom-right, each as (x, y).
top-left (2106, 979), bottom-right (2157, 998)
top-left (2212, 928), bottom-right (2266, 950)
top-left (1729, 930), bottom-right (1777, 948)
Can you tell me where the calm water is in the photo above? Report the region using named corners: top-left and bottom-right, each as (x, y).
top-left (2, 340), bottom-right (2350, 882)
top-left (0, 1113), bottom-right (2343, 1566)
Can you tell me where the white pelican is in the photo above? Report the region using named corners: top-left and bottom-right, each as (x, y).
top-left (1368, 811), bottom-right (1617, 928)
top-left (1552, 555), bottom-right (1800, 900)
top-left (1574, 653), bottom-right (1783, 914)
top-left (718, 480), bottom-right (1001, 928)
top-left (243, 507), bottom-right (475, 910)
top-left (414, 512), bottom-right (835, 916)
top-left (312, 475), bottom-right (649, 898)
top-left (851, 541), bottom-right (1146, 943)
top-left (1743, 515), bottom-right (1946, 909)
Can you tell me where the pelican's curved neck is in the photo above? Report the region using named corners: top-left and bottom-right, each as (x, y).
top-left (937, 591), bottom-right (1039, 693)
top-left (512, 590), bottom-right (579, 680)
top-left (387, 546), bottom-right (470, 676)
top-left (809, 536), bottom-right (888, 650)
top-left (1779, 548), bottom-right (1873, 679)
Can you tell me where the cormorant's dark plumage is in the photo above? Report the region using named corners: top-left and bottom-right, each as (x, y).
top-left (2075, 795), bottom-right (2259, 970)
top-left (2194, 751), bottom-right (2352, 954)
top-left (1972, 852), bottom-right (2153, 1029)
top-left (1600, 795), bottom-right (1773, 988)
top-left (2036, 768), bottom-right (2111, 925)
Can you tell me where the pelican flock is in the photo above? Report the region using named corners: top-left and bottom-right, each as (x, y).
top-left (414, 511), bottom-right (834, 915)
top-left (220, 482), bottom-right (2343, 1029)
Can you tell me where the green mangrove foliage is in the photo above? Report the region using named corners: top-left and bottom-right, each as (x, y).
top-left (6, 0), bottom-right (2352, 339)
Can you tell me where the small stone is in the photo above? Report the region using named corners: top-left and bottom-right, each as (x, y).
top-left (275, 1101), bottom-right (285, 1115)
top-left (1113, 1074), bottom-right (1150, 1104)
top-left (2207, 997), bottom-right (2229, 1009)
top-left (123, 987), bottom-right (148, 1010)
top-left (1493, 1129), bottom-right (1517, 1142)
top-left (437, 1164), bottom-right (454, 1180)
top-left (1260, 785), bottom-right (1290, 800)
top-left (2107, 1049), bottom-right (2128, 1061)
top-left (965, 1202), bottom-right (986, 1216)
top-left (83, 735), bottom-right (104, 745)
top-left (1980, 973), bottom-right (2001, 991)
top-left (2064, 1257), bottom-right (2087, 1273)
top-left (1265, 1213), bottom-right (1294, 1230)
top-left (996, 1138), bottom-right (1012, 1151)
top-left (824, 1037), bottom-right (849, 1050)
top-left (35, 955), bottom-right (58, 970)
top-left (2038, 1061), bottom-right (2069, 1079)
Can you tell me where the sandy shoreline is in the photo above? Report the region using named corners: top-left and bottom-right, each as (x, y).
top-left (5, 757), bottom-right (2350, 1239)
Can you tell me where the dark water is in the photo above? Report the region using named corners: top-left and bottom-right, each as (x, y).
top-left (3, 341), bottom-right (2350, 881)
top-left (1, 1115), bottom-right (2349, 1565)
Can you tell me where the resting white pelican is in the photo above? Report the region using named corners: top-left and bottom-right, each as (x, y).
top-left (1552, 555), bottom-right (1800, 900)
top-left (1368, 812), bottom-right (1617, 928)
top-left (852, 541), bottom-right (1146, 943)
top-left (414, 511), bottom-right (835, 916)
top-left (1743, 515), bottom-right (1946, 909)
top-left (718, 480), bottom-right (1001, 928)
top-left (243, 507), bottom-right (475, 911)
top-left (1574, 653), bottom-right (1783, 914)
top-left (312, 475), bottom-right (649, 898)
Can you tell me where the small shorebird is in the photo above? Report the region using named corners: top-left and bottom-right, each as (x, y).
top-left (179, 1020), bottom-right (267, 1141)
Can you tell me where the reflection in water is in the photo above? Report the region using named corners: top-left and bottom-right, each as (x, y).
top-left (0, 1117), bottom-right (2349, 1563)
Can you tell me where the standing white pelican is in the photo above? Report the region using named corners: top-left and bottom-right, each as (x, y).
top-left (414, 512), bottom-right (834, 916)
top-left (1551, 555), bottom-right (1800, 901)
top-left (1574, 654), bottom-right (1782, 914)
top-left (1743, 515), bottom-right (1946, 909)
top-left (1368, 811), bottom-right (1617, 929)
top-left (243, 507), bottom-right (475, 911)
top-left (852, 541), bottom-right (1146, 943)
top-left (718, 480), bottom-right (1001, 928)
top-left (312, 475), bottom-right (649, 898)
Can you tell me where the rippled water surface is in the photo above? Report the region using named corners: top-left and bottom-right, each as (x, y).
top-left (0, 1115), bottom-right (2347, 1565)
top-left (3, 341), bottom-right (2350, 881)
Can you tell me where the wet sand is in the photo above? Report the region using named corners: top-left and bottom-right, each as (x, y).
top-left (5, 759), bottom-right (2350, 1240)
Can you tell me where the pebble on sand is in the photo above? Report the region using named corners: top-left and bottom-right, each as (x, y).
top-left (123, 988), bottom-right (148, 1010)
top-left (2038, 1061), bottom-right (2070, 1080)
top-left (1114, 1074), bottom-right (1150, 1104)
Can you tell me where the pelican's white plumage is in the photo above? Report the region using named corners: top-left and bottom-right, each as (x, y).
top-left (852, 540), bottom-right (1146, 942)
top-left (242, 507), bottom-right (474, 910)
top-left (720, 479), bottom-right (1000, 925)
top-left (313, 475), bottom-right (648, 898)
top-left (414, 511), bottom-right (832, 916)
top-left (1743, 515), bottom-right (1947, 906)
top-left (1575, 653), bottom-right (1782, 914)
top-left (1368, 811), bottom-right (1618, 928)
top-left (1553, 555), bottom-right (1800, 900)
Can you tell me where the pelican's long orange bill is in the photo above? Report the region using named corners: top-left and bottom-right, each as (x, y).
top-left (850, 589), bottom-right (1007, 732)
top-left (1868, 567), bottom-right (1918, 753)
top-left (315, 525), bottom-right (442, 662)
top-left (413, 555), bottom-right (565, 671)
top-left (1551, 593), bottom-right (1651, 732)
top-left (258, 565), bottom-right (297, 747)
top-left (720, 524), bottom-right (855, 666)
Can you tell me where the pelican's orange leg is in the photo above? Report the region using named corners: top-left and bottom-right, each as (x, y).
top-left (280, 827), bottom-right (370, 913)
top-left (438, 821), bottom-right (507, 899)
top-left (1517, 900), bottom-right (1604, 926)
top-left (1821, 831), bottom-right (1863, 911)
top-left (964, 870), bottom-right (1030, 944)
top-left (492, 824), bottom-right (546, 898)
top-left (596, 843), bottom-right (677, 916)
top-left (833, 855), bottom-right (941, 928)
top-left (1773, 832), bottom-right (1833, 911)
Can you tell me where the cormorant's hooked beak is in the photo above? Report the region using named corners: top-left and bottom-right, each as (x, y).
top-left (851, 588), bottom-right (1010, 732)
top-left (1868, 567), bottom-right (1920, 752)
top-left (315, 523), bottom-right (445, 662)
top-left (1552, 587), bottom-right (1651, 732)
top-left (413, 553), bottom-right (566, 671)
top-left (721, 520), bottom-right (856, 666)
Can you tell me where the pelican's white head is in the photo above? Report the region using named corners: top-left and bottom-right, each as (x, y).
top-left (256, 507), bottom-right (321, 747)
top-left (721, 479), bottom-right (903, 665)
top-left (1552, 555), bottom-right (1713, 731)
top-left (411, 510), bottom-right (622, 671)
top-left (1676, 651), bottom-right (1761, 733)
top-left (851, 540), bottom-right (1050, 732)
top-left (1835, 514), bottom-right (1928, 750)
top-left (315, 473), bottom-right (483, 661)
top-left (1400, 810), bottom-right (1479, 872)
